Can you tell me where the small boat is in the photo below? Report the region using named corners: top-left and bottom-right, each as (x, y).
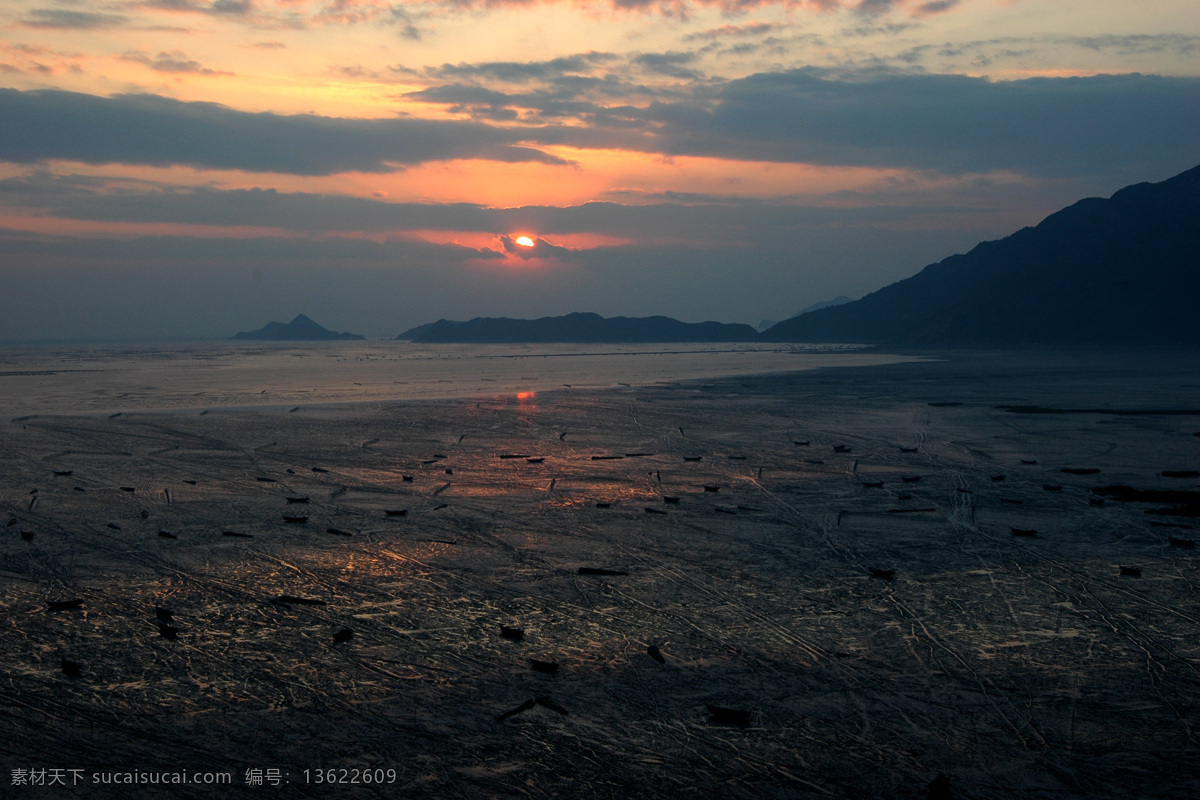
top-left (1061, 468), bottom-right (1100, 475)
top-left (663, 496), bottom-right (680, 504)
top-left (47, 599), bottom-right (84, 611)
top-left (991, 475), bottom-right (1006, 481)
top-left (868, 568), bottom-right (894, 581)
top-left (530, 659), bottom-right (559, 674)
top-left (1168, 536), bottom-right (1196, 548)
top-left (1119, 565), bottom-right (1142, 577)
top-left (645, 507), bottom-right (667, 515)
top-left (833, 445), bottom-right (851, 453)
top-left (683, 456), bottom-right (703, 462)
top-left (61, 658), bottom-right (82, 678)
top-left (282, 514), bottom-right (308, 523)
top-left (1011, 528), bottom-right (1038, 537)
top-left (274, 594), bottom-right (326, 606)
top-left (792, 441), bottom-right (809, 446)
top-left (311, 467), bottom-right (328, 473)
top-left (498, 454), bottom-right (528, 460)
top-left (285, 496), bottom-right (309, 504)
top-left (578, 567), bottom-right (629, 576)
top-left (496, 699), bottom-right (535, 721)
top-left (703, 485), bottom-right (720, 493)
top-left (222, 530), bottom-right (252, 538)
top-left (591, 455), bottom-right (624, 461)
top-left (52, 470), bottom-right (73, 477)
top-left (384, 509), bottom-right (407, 517)
top-left (500, 625), bottom-right (524, 641)
top-left (1162, 470), bottom-right (1200, 479)
top-left (332, 627), bottom-right (354, 644)
top-left (536, 696), bottom-right (568, 714)
top-left (706, 704), bottom-right (750, 727)
top-left (595, 502), bottom-right (611, 508)
top-left (107, 522), bottom-right (121, 530)
top-left (157, 529), bottom-right (177, 539)
top-left (901, 476), bottom-right (921, 483)
top-left (402, 475), bottom-right (414, 482)
top-left (256, 476), bottom-right (276, 483)
top-left (526, 457), bottom-right (545, 464)
top-left (1021, 459), bottom-right (1038, 465)
top-left (900, 447), bottom-right (918, 453)
top-left (20, 530), bottom-right (33, 541)
top-left (647, 645), bottom-right (666, 664)
top-left (325, 527), bottom-right (353, 536)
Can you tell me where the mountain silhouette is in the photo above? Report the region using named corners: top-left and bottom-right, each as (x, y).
top-left (398, 312), bottom-right (758, 343)
top-left (232, 314), bottom-right (365, 341)
top-left (762, 164), bottom-right (1200, 346)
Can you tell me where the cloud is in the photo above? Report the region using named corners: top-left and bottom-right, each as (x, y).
top-left (0, 89), bottom-right (572, 174)
top-left (122, 50), bottom-right (234, 75)
top-left (20, 9), bottom-right (132, 29)
top-left (633, 68), bottom-right (1200, 180)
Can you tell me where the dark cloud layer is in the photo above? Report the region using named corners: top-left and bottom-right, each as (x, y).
top-left (3, 70), bottom-right (1197, 180)
top-left (0, 89), bottom-right (569, 174)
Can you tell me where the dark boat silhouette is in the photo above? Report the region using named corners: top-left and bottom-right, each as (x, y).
top-left (578, 567), bottom-right (629, 576)
top-left (869, 568), bottom-right (895, 580)
top-left (275, 594), bottom-right (326, 605)
top-left (1119, 565), bottom-right (1142, 577)
top-left (282, 514), bottom-right (308, 523)
top-left (1011, 528), bottom-right (1038, 537)
top-left (536, 696), bottom-right (568, 714)
top-left (1168, 536), bottom-right (1196, 547)
top-left (333, 627), bottom-right (354, 644)
top-left (706, 704), bottom-right (750, 727)
top-left (496, 699), bottom-right (536, 721)
top-left (530, 659), bottom-right (558, 674)
top-left (647, 645), bottom-right (666, 664)
top-left (47, 598), bottom-right (84, 611)
top-left (500, 625), bottom-right (524, 641)
top-left (286, 496), bottom-right (309, 504)
top-left (61, 658), bottom-right (82, 678)
top-left (384, 508), bottom-right (407, 517)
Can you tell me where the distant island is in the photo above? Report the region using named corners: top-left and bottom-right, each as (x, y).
top-left (232, 314), bottom-right (365, 341)
top-left (761, 164), bottom-right (1200, 346)
top-left (398, 312), bottom-right (759, 343)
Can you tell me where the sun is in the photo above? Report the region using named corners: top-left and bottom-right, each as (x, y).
top-left (514, 235), bottom-right (535, 247)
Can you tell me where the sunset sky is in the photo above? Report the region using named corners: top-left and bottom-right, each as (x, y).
top-left (2, 0), bottom-right (1198, 340)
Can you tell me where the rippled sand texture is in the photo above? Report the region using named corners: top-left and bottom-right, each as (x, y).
top-left (2, 351), bottom-right (1199, 799)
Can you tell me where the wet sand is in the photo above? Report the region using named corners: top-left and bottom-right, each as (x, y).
top-left (2, 349), bottom-right (1199, 798)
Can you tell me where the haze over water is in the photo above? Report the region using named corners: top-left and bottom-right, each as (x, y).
top-left (0, 342), bottom-right (919, 418)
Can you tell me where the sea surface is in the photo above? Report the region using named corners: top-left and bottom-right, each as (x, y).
top-left (0, 341), bottom-right (921, 417)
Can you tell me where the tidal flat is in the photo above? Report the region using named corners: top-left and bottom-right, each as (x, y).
top-left (2, 348), bottom-right (1198, 798)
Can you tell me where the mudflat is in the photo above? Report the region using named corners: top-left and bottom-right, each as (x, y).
top-left (2, 349), bottom-right (1199, 798)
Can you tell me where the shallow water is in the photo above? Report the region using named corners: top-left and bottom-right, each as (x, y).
top-left (0, 341), bottom-right (919, 417)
